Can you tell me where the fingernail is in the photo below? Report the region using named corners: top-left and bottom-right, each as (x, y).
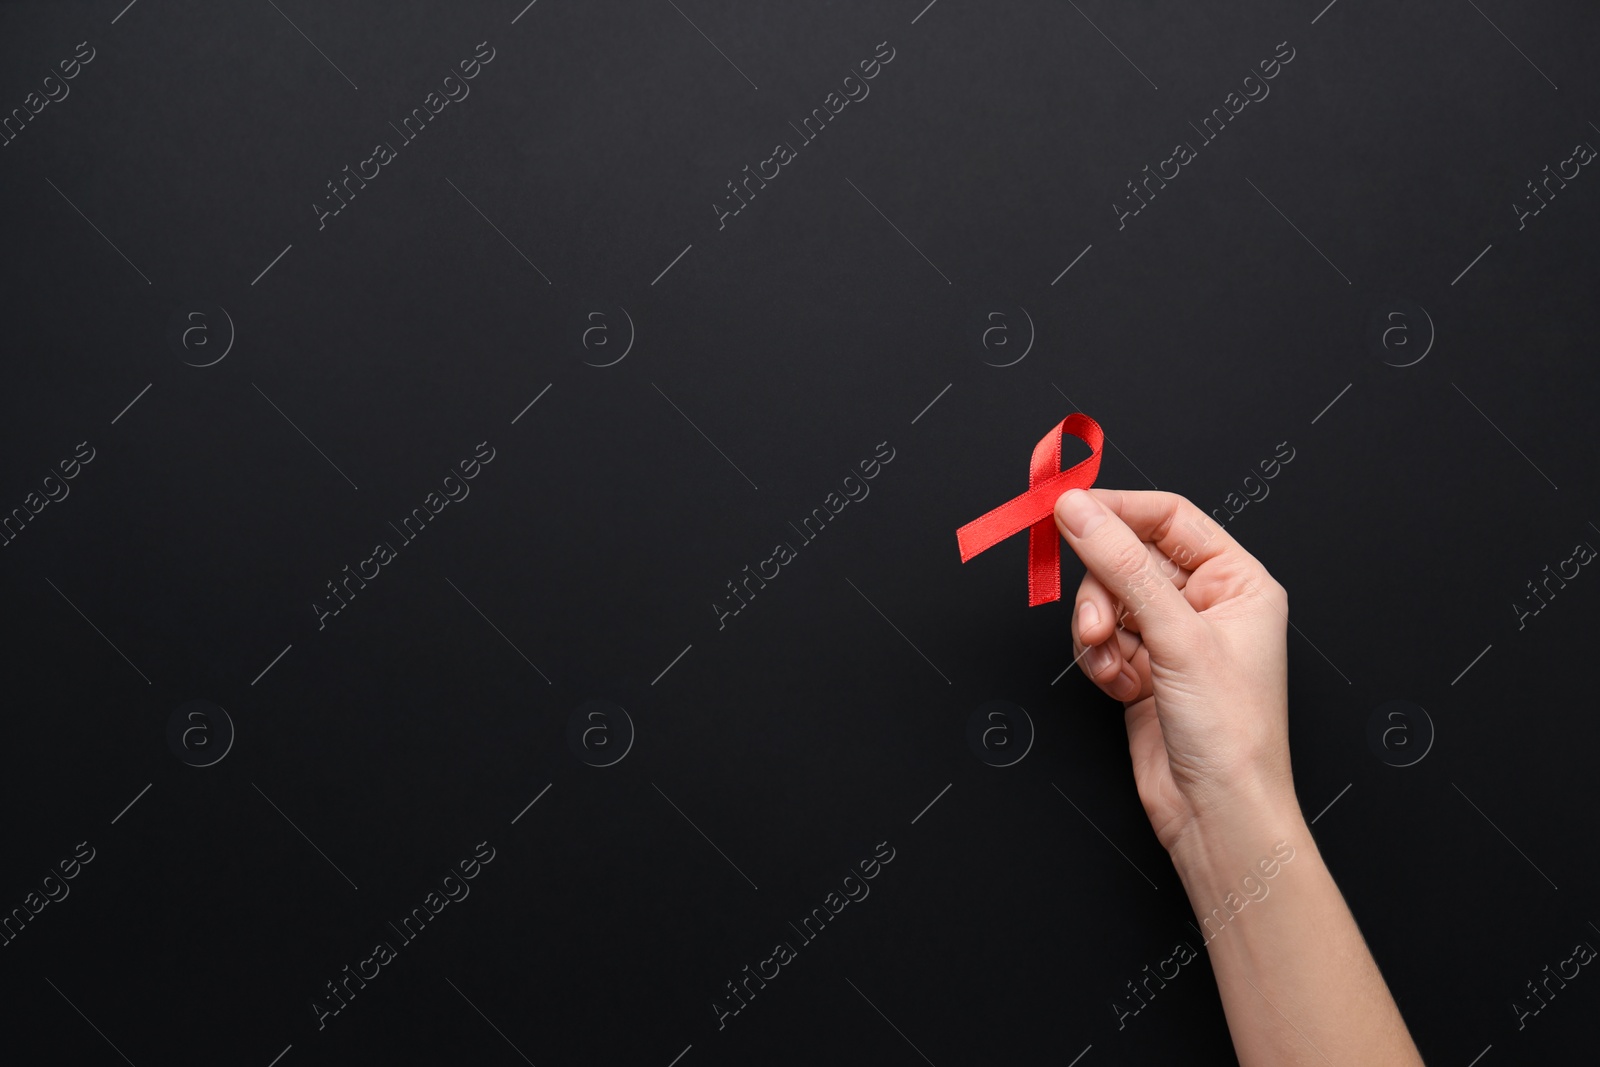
top-left (1113, 664), bottom-right (1140, 699)
top-left (1077, 600), bottom-right (1099, 633)
top-left (1086, 641), bottom-right (1114, 676)
top-left (1056, 488), bottom-right (1105, 538)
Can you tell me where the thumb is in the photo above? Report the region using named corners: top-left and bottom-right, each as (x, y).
top-left (1054, 488), bottom-right (1197, 655)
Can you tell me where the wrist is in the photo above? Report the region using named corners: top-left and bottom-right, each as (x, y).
top-left (1167, 779), bottom-right (1308, 895)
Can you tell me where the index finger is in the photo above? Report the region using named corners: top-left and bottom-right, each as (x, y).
top-left (1088, 488), bottom-right (1247, 572)
top-left (1053, 489), bottom-right (1200, 653)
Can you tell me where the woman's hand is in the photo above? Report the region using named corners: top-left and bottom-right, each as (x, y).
top-left (1056, 487), bottom-right (1425, 1066)
top-left (1054, 487), bottom-right (1298, 858)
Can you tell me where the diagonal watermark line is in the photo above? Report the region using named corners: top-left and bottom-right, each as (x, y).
top-left (1052, 783), bottom-right (1159, 889)
top-left (1245, 178), bottom-right (1351, 285)
top-left (252, 243), bottom-right (293, 285)
top-left (446, 178), bottom-right (552, 284)
top-left (43, 576), bottom-right (151, 684)
top-left (1066, 1046), bottom-right (1093, 1067)
top-left (445, 978), bottom-right (537, 1065)
top-left (652, 643), bottom-right (694, 686)
top-left (45, 177), bottom-right (151, 284)
top-left (1310, 382), bottom-right (1352, 425)
top-left (445, 578), bottom-right (552, 683)
top-left (1291, 616), bottom-right (1356, 689)
top-left (844, 177), bottom-right (951, 284)
top-left (845, 978), bottom-right (937, 1066)
top-left (1453, 782), bottom-right (1557, 889)
top-left (652, 382), bottom-right (758, 489)
top-left (1309, 782), bottom-right (1352, 824)
top-left (664, 0), bottom-right (758, 89)
top-left (1451, 643), bottom-right (1492, 686)
top-left (653, 781), bottom-right (759, 890)
top-left (44, 979), bottom-right (137, 1066)
top-left (667, 1045), bottom-right (693, 1067)
top-left (1101, 434), bottom-right (1157, 488)
top-left (252, 644), bottom-right (293, 686)
top-left (1051, 383), bottom-right (1157, 488)
top-left (1466, 1045), bottom-right (1492, 1067)
top-left (1051, 244), bottom-right (1093, 284)
top-left (511, 0), bottom-right (540, 25)
top-left (111, 783), bottom-right (152, 825)
top-left (1066, 1), bottom-right (1157, 89)
top-left (1242, 975), bottom-right (1335, 1066)
top-left (845, 577), bottom-right (952, 685)
top-left (252, 382), bottom-right (360, 490)
top-left (911, 383), bottom-right (952, 424)
top-left (1450, 242), bottom-right (1493, 285)
top-left (1051, 641), bottom-right (1095, 684)
top-left (911, 783), bottom-right (951, 825)
top-left (1451, 383), bottom-right (1557, 489)
top-left (111, 383), bottom-right (152, 425)
top-left (253, 782), bottom-right (359, 890)
top-left (651, 243), bottom-right (693, 285)
top-left (266, 0), bottom-right (358, 90)
top-left (112, 0), bottom-right (140, 24)
top-left (265, 1045), bottom-right (293, 1067)
top-left (512, 383), bottom-right (552, 424)
top-left (1465, 0), bottom-right (1558, 90)
top-left (1310, 0), bottom-right (1341, 24)
top-left (911, 0), bottom-right (939, 24)
top-left (512, 783), bottom-right (552, 825)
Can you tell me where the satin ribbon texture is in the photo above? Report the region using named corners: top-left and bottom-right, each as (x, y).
top-left (956, 413), bottom-right (1105, 606)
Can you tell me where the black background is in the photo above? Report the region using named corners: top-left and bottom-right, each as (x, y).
top-left (2, 1), bottom-right (1598, 1064)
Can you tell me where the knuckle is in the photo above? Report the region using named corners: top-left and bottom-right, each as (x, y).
top-left (1149, 492), bottom-right (1183, 540)
top-left (1105, 538), bottom-right (1150, 582)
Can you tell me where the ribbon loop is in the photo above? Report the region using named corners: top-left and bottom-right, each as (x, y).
top-left (956, 413), bottom-right (1105, 606)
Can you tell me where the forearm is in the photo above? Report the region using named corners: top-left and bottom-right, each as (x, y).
top-left (1169, 797), bottom-right (1425, 1067)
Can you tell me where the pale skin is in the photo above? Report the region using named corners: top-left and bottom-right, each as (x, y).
top-left (1054, 487), bottom-right (1425, 1067)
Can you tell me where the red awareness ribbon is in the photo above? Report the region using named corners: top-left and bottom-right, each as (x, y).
top-left (956, 413), bottom-right (1105, 606)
